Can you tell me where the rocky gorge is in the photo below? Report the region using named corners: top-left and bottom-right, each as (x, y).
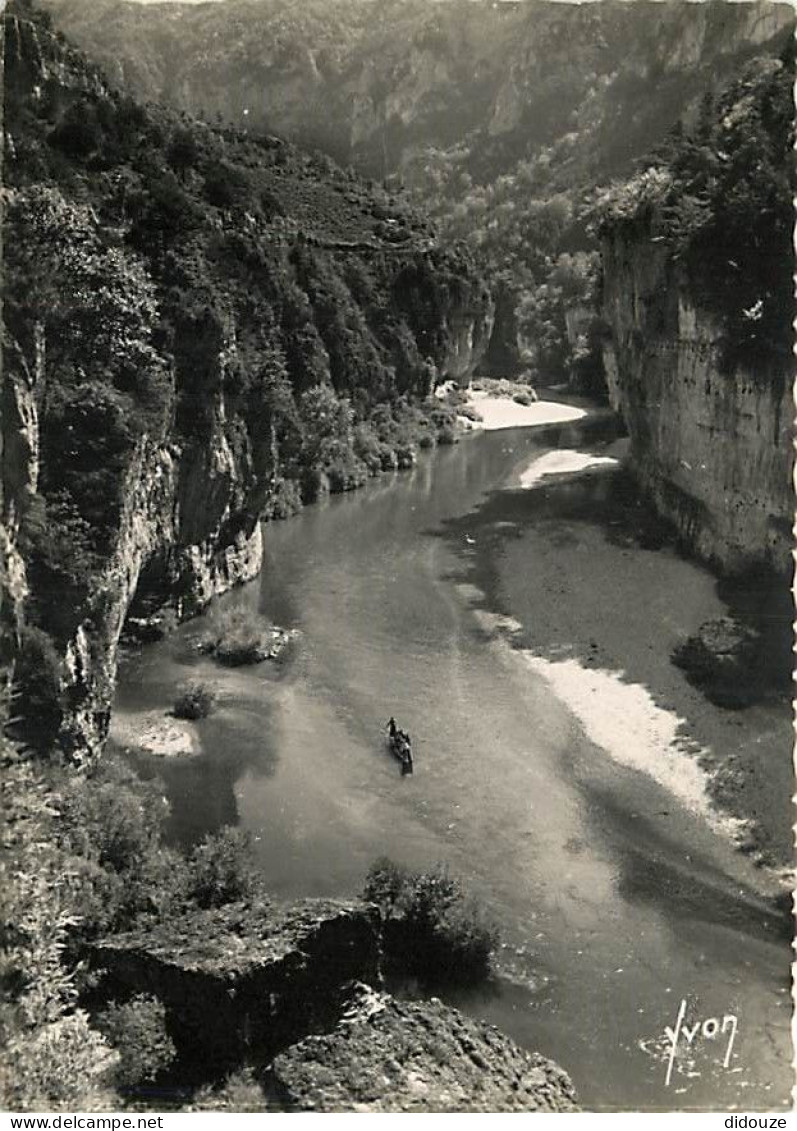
top-left (41, 0), bottom-right (795, 581)
top-left (2, 0), bottom-right (793, 1115)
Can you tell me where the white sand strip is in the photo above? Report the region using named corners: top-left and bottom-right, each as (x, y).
top-left (467, 601), bottom-right (720, 825)
top-left (519, 449), bottom-right (619, 488)
top-left (110, 710), bottom-right (199, 757)
top-left (461, 394), bottom-right (586, 431)
top-left (520, 653), bottom-right (719, 824)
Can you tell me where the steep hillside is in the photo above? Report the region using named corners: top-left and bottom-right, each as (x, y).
top-left (597, 53), bottom-right (794, 574)
top-left (2, 0), bottom-right (492, 760)
top-left (43, 0), bottom-right (794, 382)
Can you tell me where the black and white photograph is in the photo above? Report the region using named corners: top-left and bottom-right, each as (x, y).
top-left (1, 0), bottom-right (794, 1116)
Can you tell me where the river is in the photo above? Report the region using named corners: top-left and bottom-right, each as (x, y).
top-left (112, 408), bottom-right (792, 1111)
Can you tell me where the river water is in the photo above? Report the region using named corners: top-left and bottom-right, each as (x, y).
top-left (113, 410), bottom-right (792, 1111)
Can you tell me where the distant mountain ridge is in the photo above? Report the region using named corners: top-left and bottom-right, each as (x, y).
top-left (44, 0), bottom-right (794, 183)
top-left (43, 0), bottom-right (794, 381)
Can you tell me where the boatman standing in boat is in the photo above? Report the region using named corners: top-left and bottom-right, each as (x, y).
top-left (388, 716), bottom-right (397, 738)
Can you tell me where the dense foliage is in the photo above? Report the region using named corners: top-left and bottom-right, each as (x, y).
top-left (0, 745), bottom-right (275, 1109)
top-left (595, 55), bottom-right (795, 375)
top-left (364, 857), bottom-right (498, 985)
top-left (173, 681), bottom-right (217, 721)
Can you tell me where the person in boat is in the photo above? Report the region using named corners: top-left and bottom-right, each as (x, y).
top-left (388, 716), bottom-right (397, 738)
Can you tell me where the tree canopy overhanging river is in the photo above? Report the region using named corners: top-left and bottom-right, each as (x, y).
top-left (112, 406), bottom-right (792, 1111)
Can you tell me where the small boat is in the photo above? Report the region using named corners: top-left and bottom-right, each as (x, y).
top-left (386, 723), bottom-right (413, 774)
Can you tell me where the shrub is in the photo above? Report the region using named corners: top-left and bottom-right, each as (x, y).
top-left (393, 442), bottom-right (417, 469)
top-left (2, 765), bottom-right (119, 1111)
top-left (94, 995), bottom-right (175, 1090)
top-left (263, 477), bottom-right (303, 521)
top-left (3, 1013), bottom-right (118, 1112)
top-left (378, 443), bottom-right (399, 471)
top-left (54, 757), bottom-right (180, 939)
top-left (13, 625), bottom-right (64, 753)
top-left (325, 453), bottom-right (369, 493)
top-left (185, 827), bottom-right (262, 909)
top-left (353, 423), bottom-right (384, 475)
top-left (173, 681), bottom-right (216, 720)
top-left (512, 390), bottom-right (533, 406)
top-left (363, 858), bottom-right (498, 984)
top-left (299, 466), bottom-right (331, 505)
top-left (202, 609), bottom-right (272, 667)
top-left (190, 1068), bottom-right (270, 1112)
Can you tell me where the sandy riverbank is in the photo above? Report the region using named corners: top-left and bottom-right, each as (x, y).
top-left (459, 390), bottom-right (587, 431)
top-left (447, 440), bottom-right (793, 887)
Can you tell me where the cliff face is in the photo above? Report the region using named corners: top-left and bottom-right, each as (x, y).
top-left (601, 237), bottom-right (792, 575)
top-left (92, 902), bottom-right (579, 1110)
top-left (598, 51), bottom-right (793, 576)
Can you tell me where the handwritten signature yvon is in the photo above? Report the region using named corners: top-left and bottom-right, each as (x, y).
top-left (664, 998), bottom-right (738, 1087)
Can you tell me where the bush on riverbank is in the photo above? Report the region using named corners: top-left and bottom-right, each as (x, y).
top-left (364, 858), bottom-right (498, 985)
top-left (173, 681), bottom-right (217, 720)
top-left (184, 827), bottom-right (263, 909)
top-left (275, 389), bottom-right (466, 509)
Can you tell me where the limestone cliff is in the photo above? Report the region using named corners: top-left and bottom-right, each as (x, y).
top-left (598, 53), bottom-right (793, 575)
top-left (91, 901), bottom-right (579, 1110)
top-left (90, 899), bottom-right (382, 1078)
top-left (601, 237), bottom-right (792, 575)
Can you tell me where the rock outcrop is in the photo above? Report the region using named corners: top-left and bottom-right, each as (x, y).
top-left (90, 900), bottom-right (382, 1079)
top-left (601, 235), bottom-right (792, 577)
top-left (91, 906), bottom-right (579, 1110)
top-left (269, 986), bottom-right (579, 1113)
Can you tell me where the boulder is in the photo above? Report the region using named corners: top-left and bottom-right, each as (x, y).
top-left (269, 985), bottom-right (579, 1112)
top-left (672, 616), bottom-right (759, 708)
top-left (90, 899), bottom-right (380, 1080)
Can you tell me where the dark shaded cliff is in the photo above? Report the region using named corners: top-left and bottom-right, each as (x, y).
top-left (2, 0), bottom-right (492, 761)
top-left (598, 54), bottom-right (794, 574)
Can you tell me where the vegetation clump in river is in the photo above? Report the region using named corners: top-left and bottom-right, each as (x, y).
top-left (198, 609), bottom-right (294, 667)
top-left (172, 681), bottom-right (217, 720)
